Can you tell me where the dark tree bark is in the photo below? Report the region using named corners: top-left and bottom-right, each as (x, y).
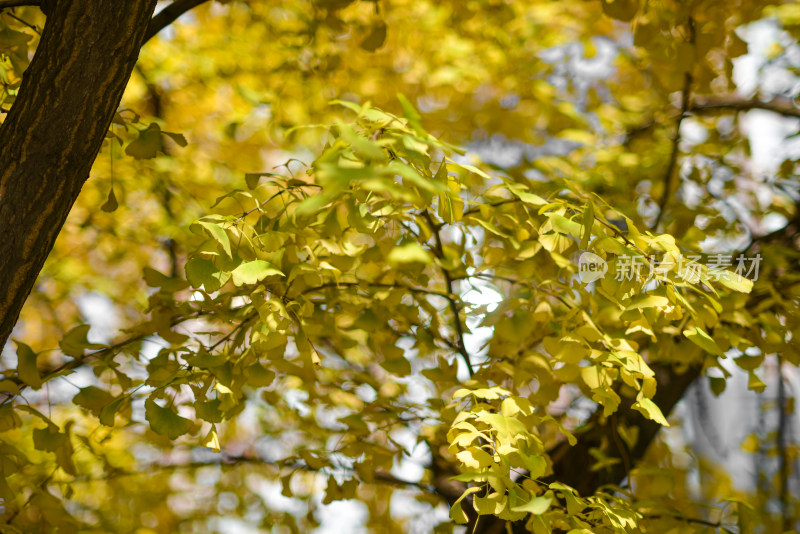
top-left (471, 217), bottom-right (800, 534)
top-left (468, 363), bottom-right (702, 534)
top-left (0, 0), bottom-right (158, 348)
top-left (544, 362), bottom-right (701, 496)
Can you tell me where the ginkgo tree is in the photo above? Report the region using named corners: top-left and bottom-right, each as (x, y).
top-left (1, 0), bottom-right (800, 533)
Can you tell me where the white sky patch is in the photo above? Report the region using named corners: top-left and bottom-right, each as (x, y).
top-left (76, 291), bottom-right (118, 344)
top-left (462, 282), bottom-right (503, 358)
top-left (741, 110), bottom-right (800, 172)
top-left (313, 500), bottom-right (369, 534)
top-left (389, 427), bottom-right (429, 484)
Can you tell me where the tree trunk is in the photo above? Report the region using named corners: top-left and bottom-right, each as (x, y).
top-left (0, 0), bottom-right (158, 348)
top-left (472, 363), bottom-right (701, 534)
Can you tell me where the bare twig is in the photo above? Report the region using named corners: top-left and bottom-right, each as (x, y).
top-left (652, 17), bottom-right (695, 229)
top-left (298, 281), bottom-right (451, 301)
top-left (70, 452), bottom-right (439, 495)
top-left (777, 357), bottom-right (791, 531)
top-left (5, 467), bottom-right (56, 525)
top-left (737, 212), bottom-right (800, 257)
top-left (422, 210), bottom-right (474, 376)
top-left (207, 312), bottom-right (257, 351)
top-left (5, 11), bottom-right (39, 33)
top-left (461, 272), bottom-right (574, 310)
top-left (643, 514), bottom-right (735, 534)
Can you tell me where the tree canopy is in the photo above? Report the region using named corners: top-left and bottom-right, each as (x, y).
top-left (1, 0), bottom-right (800, 532)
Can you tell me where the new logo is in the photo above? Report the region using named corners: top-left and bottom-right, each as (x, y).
top-left (578, 252), bottom-right (608, 283)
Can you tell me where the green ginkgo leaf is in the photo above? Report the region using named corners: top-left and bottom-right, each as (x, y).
top-left (145, 398), bottom-right (193, 440)
top-left (73, 386), bottom-right (114, 418)
top-left (387, 242), bottom-right (433, 266)
top-left (684, 327), bottom-right (724, 357)
top-left (15, 340), bottom-right (41, 390)
top-left (185, 256), bottom-right (231, 292)
top-left (231, 260), bottom-right (284, 286)
top-left (101, 187), bottom-right (118, 212)
top-left (511, 492), bottom-right (553, 515)
top-left (125, 123), bottom-right (163, 159)
top-left (632, 398), bottom-right (670, 426)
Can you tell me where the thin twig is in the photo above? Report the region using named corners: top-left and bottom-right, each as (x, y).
top-left (777, 356), bottom-right (790, 531)
top-left (1, 310), bottom-right (211, 405)
top-left (737, 212), bottom-right (800, 257)
top-left (422, 211), bottom-right (474, 376)
top-left (5, 467), bottom-right (56, 525)
top-left (207, 312), bottom-right (257, 352)
top-left (462, 272), bottom-right (575, 310)
top-left (68, 453), bottom-right (439, 495)
top-left (644, 513), bottom-right (735, 534)
top-left (4, 11), bottom-right (39, 33)
top-left (298, 281), bottom-right (451, 301)
top-left (463, 197), bottom-right (650, 258)
top-left (593, 216), bottom-right (650, 258)
top-left (461, 199), bottom-right (519, 218)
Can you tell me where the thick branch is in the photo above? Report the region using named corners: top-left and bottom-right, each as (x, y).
top-left (0, 0), bottom-right (40, 8)
top-left (691, 94), bottom-right (800, 120)
top-left (144, 0), bottom-right (209, 43)
top-left (476, 211), bottom-right (800, 534)
top-left (652, 18), bottom-right (694, 229)
top-left (627, 95), bottom-right (800, 144)
top-left (469, 363), bottom-right (703, 534)
top-left (545, 362), bottom-right (701, 494)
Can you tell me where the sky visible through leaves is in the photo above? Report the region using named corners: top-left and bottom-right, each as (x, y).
top-left (3, 1), bottom-right (800, 533)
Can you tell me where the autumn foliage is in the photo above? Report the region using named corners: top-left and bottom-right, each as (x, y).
top-left (1, 1), bottom-right (800, 532)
